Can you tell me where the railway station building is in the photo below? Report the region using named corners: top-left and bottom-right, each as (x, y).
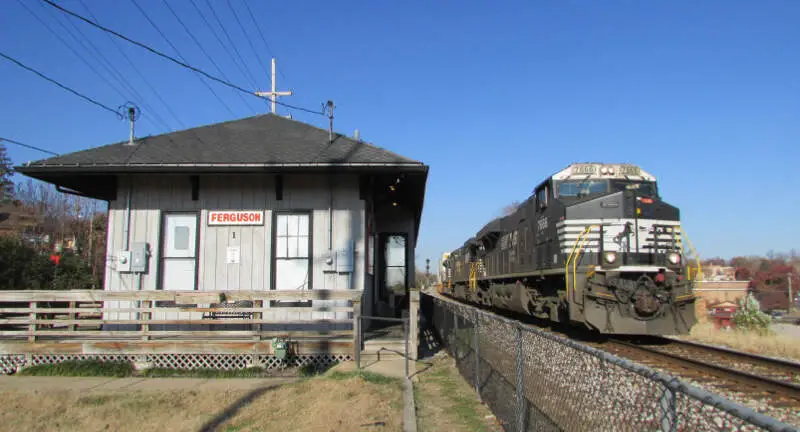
top-left (15, 114), bottom-right (429, 323)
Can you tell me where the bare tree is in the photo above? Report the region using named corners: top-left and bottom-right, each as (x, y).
top-left (501, 200), bottom-right (521, 216)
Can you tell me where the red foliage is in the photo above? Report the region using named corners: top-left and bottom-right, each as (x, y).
top-left (734, 267), bottom-right (751, 281)
top-left (749, 263), bottom-right (798, 310)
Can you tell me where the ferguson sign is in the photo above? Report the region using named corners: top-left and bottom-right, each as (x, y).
top-left (208, 211), bottom-right (264, 226)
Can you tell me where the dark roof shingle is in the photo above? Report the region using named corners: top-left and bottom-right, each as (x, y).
top-left (19, 114), bottom-right (423, 170)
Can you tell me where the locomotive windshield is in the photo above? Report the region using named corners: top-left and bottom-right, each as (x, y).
top-left (557, 179), bottom-right (608, 197)
top-left (556, 179), bottom-right (658, 198)
top-left (610, 179), bottom-right (658, 196)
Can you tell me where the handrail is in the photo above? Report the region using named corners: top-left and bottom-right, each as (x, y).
top-left (573, 225), bottom-right (599, 303)
top-left (469, 262), bottom-right (478, 293)
top-left (565, 225), bottom-right (598, 304)
top-left (679, 226), bottom-right (702, 284)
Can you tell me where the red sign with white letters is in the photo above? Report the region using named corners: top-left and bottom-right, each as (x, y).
top-left (208, 211), bottom-right (264, 226)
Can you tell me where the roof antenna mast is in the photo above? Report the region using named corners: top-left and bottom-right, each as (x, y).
top-left (324, 100), bottom-right (335, 143)
top-left (120, 102), bottom-right (140, 146)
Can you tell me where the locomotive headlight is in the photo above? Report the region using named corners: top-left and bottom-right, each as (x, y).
top-left (603, 251), bottom-right (617, 264)
top-left (667, 252), bottom-right (681, 265)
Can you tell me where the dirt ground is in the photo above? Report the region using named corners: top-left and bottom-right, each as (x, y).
top-left (0, 372), bottom-right (403, 432)
top-left (413, 353), bottom-right (502, 432)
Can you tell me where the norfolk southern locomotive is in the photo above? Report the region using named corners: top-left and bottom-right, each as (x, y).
top-left (439, 163), bottom-right (698, 335)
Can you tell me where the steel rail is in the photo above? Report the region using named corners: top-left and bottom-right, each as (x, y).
top-left (609, 339), bottom-right (800, 401)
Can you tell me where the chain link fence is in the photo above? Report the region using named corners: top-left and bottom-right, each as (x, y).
top-left (423, 293), bottom-right (797, 432)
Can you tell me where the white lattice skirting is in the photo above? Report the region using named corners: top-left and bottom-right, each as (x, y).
top-left (0, 353), bottom-right (352, 375)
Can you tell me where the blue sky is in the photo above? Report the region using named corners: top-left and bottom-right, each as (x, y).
top-left (1, 1), bottom-right (798, 268)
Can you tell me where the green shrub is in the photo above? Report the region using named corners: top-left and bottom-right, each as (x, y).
top-left (733, 293), bottom-right (772, 332)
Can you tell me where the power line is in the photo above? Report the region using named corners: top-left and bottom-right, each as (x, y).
top-left (43, 0), bottom-right (325, 116)
top-left (0, 51), bottom-right (121, 117)
top-left (160, 0), bottom-right (257, 114)
top-left (226, 0), bottom-right (270, 82)
top-left (127, 0), bottom-right (238, 118)
top-left (242, 0), bottom-right (289, 84)
top-left (15, 1), bottom-right (130, 111)
top-left (203, 0), bottom-right (259, 90)
top-left (46, 1), bottom-right (173, 133)
top-left (35, 1), bottom-right (173, 133)
top-left (78, 0), bottom-right (186, 131)
top-left (0, 137), bottom-right (58, 156)
top-left (187, 0), bottom-right (258, 112)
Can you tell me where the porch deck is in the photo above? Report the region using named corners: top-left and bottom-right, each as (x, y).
top-left (0, 290), bottom-right (363, 373)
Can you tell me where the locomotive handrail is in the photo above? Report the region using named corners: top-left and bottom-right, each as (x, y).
top-left (679, 226), bottom-right (703, 285)
top-left (565, 224), bottom-right (599, 304)
top-left (573, 225), bottom-right (600, 303)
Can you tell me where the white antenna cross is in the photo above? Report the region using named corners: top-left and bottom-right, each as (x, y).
top-left (255, 58), bottom-right (293, 114)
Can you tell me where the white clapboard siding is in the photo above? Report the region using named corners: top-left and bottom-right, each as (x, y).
top-left (103, 173), bottom-right (364, 324)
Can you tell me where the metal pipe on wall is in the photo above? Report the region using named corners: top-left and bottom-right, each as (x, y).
top-left (123, 176), bottom-right (132, 250)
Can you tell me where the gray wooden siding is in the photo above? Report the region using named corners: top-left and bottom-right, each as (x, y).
top-left (103, 173), bottom-right (365, 322)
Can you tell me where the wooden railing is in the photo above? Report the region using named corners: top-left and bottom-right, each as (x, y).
top-left (0, 290), bottom-right (363, 342)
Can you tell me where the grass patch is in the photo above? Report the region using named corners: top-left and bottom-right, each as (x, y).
top-left (140, 367), bottom-right (270, 379)
top-left (18, 360), bottom-right (133, 377)
top-left (327, 369), bottom-right (403, 387)
top-left (414, 354), bottom-right (497, 432)
top-left (680, 322), bottom-right (800, 361)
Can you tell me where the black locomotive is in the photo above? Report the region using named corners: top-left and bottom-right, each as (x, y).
top-left (439, 163), bottom-right (698, 335)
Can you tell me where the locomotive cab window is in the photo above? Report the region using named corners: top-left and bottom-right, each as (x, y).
top-left (557, 180), bottom-right (608, 198)
top-left (536, 186), bottom-right (548, 209)
top-left (610, 180), bottom-right (658, 197)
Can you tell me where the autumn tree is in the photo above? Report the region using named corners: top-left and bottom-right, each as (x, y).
top-left (748, 262), bottom-right (799, 311)
top-left (0, 141), bottom-right (14, 203)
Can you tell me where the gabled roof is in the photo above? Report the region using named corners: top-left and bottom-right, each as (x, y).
top-left (16, 114), bottom-right (425, 172)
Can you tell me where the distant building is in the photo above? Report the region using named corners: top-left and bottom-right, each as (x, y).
top-left (693, 280), bottom-right (749, 322)
top-left (702, 265), bottom-right (736, 281)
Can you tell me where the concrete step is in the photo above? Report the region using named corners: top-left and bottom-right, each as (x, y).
top-left (358, 350), bottom-right (407, 361)
top-left (362, 339), bottom-right (406, 353)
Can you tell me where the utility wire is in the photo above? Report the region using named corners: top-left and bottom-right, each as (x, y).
top-left (0, 51), bottom-right (121, 117)
top-left (203, 0), bottom-right (259, 90)
top-left (43, 0), bottom-right (326, 116)
top-left (15, 1), bottom-right (127, 112)
top-left (160, 0), bottom-right (257, 113)
top-left (0, 137), bottom-right (59, 156)
top-left (40, 3), bottom-right (172, 131)
top-left (127, 0), bottom-right (238, 118)
top-left (226, 0), bottom-right (270, 83)
top-left (78, 0), bottom-right (186, 131)
top-left (36, 1), bottom-right (173, 133)
top-left (242, 0), bottom-right (288, 84)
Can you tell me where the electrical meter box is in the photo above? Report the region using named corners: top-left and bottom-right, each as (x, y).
top-left (131, 242), bottom-right (149, 273)
top-left (335, 241), bottom-right (354, 273)
top-left (117, 251), bottom-right (132, 272)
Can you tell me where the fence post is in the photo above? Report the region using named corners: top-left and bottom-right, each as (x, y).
top-left (404, 318), bottom-right (409, 378)
top-left (353, 300), bottom-right (361, 369)
top-left (28, 301), bottom-right (38, 342)
top-left (659, 383), bottom-right (677, 432)
top-left (515, 324), bottom-right (526, 432)
top-left (474, 308), bottom-right (481, 401)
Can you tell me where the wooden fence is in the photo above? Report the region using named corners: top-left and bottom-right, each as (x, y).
top-left (0, 290), bottom-right (361, 343)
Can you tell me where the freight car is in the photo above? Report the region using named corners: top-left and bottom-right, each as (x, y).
top-left (440, 163), bottom-right (699, 335)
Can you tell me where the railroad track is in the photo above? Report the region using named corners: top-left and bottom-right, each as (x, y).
top-left (595, 336), bottom-right (800, 409)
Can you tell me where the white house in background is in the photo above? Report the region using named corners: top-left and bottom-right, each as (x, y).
top-left (16, 114), bottom-right (429, 322)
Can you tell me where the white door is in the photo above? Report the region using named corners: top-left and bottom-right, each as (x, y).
top-left (274, 213), bottom-right (311, 302)
top-left (161, 213), bottom-right (198, 291)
